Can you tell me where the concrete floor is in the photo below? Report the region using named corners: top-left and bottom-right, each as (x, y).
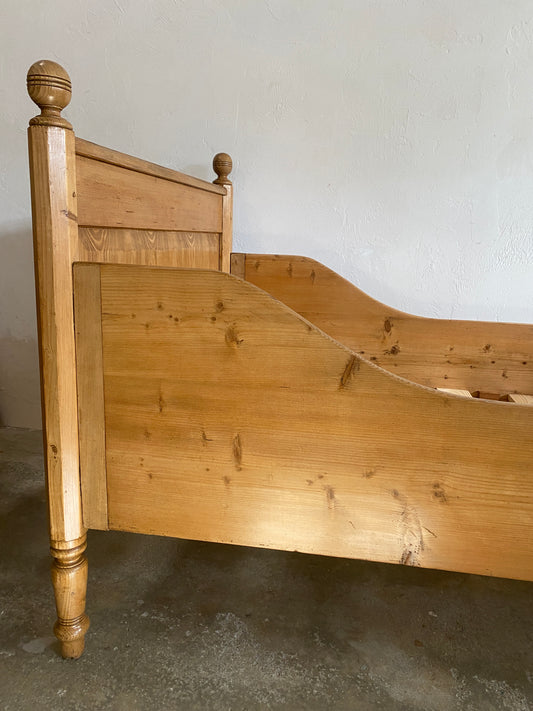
top-left (1, 427), bottom-right (532, 710)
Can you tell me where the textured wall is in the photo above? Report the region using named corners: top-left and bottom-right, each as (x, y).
top-left (1, 1), bottom-right (532, 427)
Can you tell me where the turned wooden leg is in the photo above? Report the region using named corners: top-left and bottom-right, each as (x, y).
top-left (50, 536), bottom-right (90, 659)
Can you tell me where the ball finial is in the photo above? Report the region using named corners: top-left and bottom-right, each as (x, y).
top-left (27, 60), bottom-right (72, 129)
top-left (213, 153), bottom-right (233, 185)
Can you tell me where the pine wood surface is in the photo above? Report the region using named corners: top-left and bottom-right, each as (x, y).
top-left (73, 265), bottom-right (107, 530)
top-left (238, 254), bottom-right (533, 396)
top-left (73, 263), bottom-right (533, 582)
top-left (78, 228), bottom-right (220, 268)
top-left (28, 124), bottom-right (84, 545)
top-left (75, 137), bottom-right (226, 195)
top-left (76, 155), bottom-right (223, 233)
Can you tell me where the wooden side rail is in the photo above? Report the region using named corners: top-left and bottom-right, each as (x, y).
top-left (234, 254), bottom-right (533, 394)
top-left (74, 263), bottom-right (533, 582)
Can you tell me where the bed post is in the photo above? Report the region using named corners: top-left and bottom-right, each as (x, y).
top-left (213, 152), bottom-right (233, 272)
top-left (27, 61), bottom-right (89, 658)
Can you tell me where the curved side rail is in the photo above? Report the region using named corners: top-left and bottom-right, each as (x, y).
top-left (235, 254), bottom-right (533, 395)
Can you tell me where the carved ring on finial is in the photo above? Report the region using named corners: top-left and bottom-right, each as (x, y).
top-left (27, 60), bottom-right (72, 129)
top-left (213, 153), bottom-right (233, 185)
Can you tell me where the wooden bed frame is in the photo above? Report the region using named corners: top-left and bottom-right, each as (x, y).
top-left (26, 61), bottom-right (533, 659)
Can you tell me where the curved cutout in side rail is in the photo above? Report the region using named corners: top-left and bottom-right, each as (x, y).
top-left (237, 254), bottom-right (533, 395)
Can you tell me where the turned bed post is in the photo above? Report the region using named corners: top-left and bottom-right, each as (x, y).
top-left (213, 152), bottom-right (233, 272)
top-left (27, 61), bottom-right (89, 658)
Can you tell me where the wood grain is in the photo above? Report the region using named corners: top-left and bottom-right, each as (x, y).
top-left (73, 265), bottom-right (107, 530)
top-left (75, 137), bottom-right (226, 195)
top-left (78, 228), bottom-right (220, 268)
top-left (240, 254), bottom-right (533, 395)
top-left (28, 124), bottom-right (84, 545)
top-left (508, 393), bottom-right (533, 405)
top-left (230, 253), bottom-right (246, 280)
top-left (89, 264), bottom-right (533, 581)
top-left (76, 155), bottom-right (223, 232)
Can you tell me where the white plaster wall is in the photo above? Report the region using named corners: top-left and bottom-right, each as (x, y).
top-left (1, 0), bottom-right (532, 427)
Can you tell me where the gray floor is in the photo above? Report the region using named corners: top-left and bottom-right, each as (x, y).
top-left (0, 427), bottom-right (532, 711)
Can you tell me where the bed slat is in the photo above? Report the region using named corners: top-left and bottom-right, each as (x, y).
top-left (508, 393), bottom-right (533, 405)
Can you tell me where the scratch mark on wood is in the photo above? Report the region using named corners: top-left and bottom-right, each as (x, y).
top-left (158, 390), bottom-right (165, 413)
top-left (310, 269), bottom-right (316, 284)
top-left (223, 476), bottom-right (231, 486)
top-left (232, 434), bottom-right (242, 471)
top-left (423, 526), bottom-right (437, 538)
top-left (384, 318), bottom-right (393, 334)
top-left (340, 355), bottom-right (359, 388)
top-left (61, 209), bottom-right (77, 221)
top-left (287, 262), bottom-right (293, 277)
top-left (392, 489), bottom-right (424, 566)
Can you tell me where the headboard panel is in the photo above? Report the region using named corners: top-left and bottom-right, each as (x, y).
top-left (74, 137), bottom-right (230, 270)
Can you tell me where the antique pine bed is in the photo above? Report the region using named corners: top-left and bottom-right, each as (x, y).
top-left (26, 61), bottom-right (533, 658)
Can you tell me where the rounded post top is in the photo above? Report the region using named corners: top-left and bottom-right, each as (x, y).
top-left (213, 153), bottom-right (233, 186)
top-left (27, 60), bottom-right (72, 129)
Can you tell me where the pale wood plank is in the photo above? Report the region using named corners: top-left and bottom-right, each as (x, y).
top-left (75, 137), bottom-right (226, 195)
top-left (78, 228), bottom-right (220, 269)
top-left (76, 156), bottom-right (223, 232)
top-left (73, 264), bottom-right (108, 530)
top-left (94, 265), bottom-right (533, 582)
top-left (508, 393), bottom-right (533, 405)
top-left (241, 254), bottom-right (533, 394)
top-left (437, 388), bottom-right (473, 398)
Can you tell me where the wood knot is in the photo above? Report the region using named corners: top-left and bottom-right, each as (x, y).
top-left (225, 326), bottom-right (243, 347)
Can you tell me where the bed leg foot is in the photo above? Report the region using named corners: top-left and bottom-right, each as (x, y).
top-left (50, 536), bottom-right (90, 659)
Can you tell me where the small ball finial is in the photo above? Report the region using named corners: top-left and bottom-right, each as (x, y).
top-left (213, 153), bottom-right (233, 185)
top-left (27, 60), bottom-right (72, 129)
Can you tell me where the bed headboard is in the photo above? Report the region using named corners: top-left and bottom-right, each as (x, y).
top-left (26, 59), bottom-right (233, 543)
top-left (27, 60), bottom-right (233, 274)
